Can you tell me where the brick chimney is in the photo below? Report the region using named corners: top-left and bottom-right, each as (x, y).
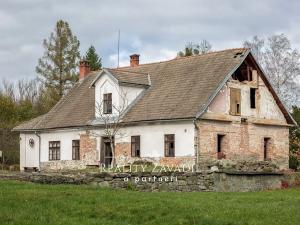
top-left (130, 54), bottom-right (140, 67)
top-left (79, 59), bottom-right (90, 81)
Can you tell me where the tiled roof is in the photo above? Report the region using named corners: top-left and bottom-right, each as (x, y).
top-left (17, 48), bottom-right (290, 131)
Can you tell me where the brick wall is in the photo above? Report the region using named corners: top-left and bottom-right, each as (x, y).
top-left (197, 120), bottom-right (289, 169)
top-left (80, 133), bottom-right (97, 165)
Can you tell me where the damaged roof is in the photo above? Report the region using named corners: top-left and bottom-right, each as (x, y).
top-left (13, 48), bottom-right (295, 131)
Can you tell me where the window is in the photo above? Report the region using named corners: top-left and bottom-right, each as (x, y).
top-left (217, 134), bottom-right (225, 159)
top-left (103, 93), bottom-right (112, 114)
top-left (165, 134), bottom-right (175, 157)
top-left (72, 140), bottom-right (80, 160)
top-left (131, 136), bottom-right (140, 157)
top-left (250, 88), bottom-right (256, 109)
top-left (230, 88), bottom-right (241, 115)
top-left (264, 138), bottom-right (270, 161)
top-left (49, 141), bottom-right (60, 161)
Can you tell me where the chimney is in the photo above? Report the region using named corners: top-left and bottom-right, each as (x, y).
top-left (79, 59), bottom-right (90, 80)
top-left (130, 54), bottom-right (140, 67)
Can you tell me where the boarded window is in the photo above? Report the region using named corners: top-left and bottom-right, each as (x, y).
top-left (165, 134), bottom-right (175, 157)
top-left (49, 141), bottom-right (60, 161)
top-left (230, 88), bottom-right (241, 115)
top-left (250, 88), bottom-right (256, 109)
top-left (103, 93), bottom-right (112, 114)
top-left (72, 140), bottom-right (80, 160)
top-left (131, 136), bottom-right (140, 157)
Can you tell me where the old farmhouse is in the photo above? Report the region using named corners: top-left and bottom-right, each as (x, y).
top-left (14, 48), bottom-right (296, 171)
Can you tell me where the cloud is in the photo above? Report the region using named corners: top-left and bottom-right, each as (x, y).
top-left (1, 0), bottom-right (300, 81)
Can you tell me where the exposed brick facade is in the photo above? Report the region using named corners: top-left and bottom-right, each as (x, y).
top-left (80, 133), bottom-right (97, 165)
top-left (196, 120), bottom-right (289, 169)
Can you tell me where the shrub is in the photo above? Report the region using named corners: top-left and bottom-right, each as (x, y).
top-left (289, 155), bottom-right (299, 170)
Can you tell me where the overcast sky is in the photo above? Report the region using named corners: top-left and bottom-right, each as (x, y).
top-left (1, 0), bottom-right (300, 81)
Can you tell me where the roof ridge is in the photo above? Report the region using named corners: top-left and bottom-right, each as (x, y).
top-left (114, 47), bottom-right (249, 69)
top-left (107, 68), bottom-right (149, 75)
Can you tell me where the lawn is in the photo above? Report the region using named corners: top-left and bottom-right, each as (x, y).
top-left (0, 181), bottom-right (299, 225)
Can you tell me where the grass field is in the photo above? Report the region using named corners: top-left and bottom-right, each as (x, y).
top-left (0, 181), bottom-right (299, 225)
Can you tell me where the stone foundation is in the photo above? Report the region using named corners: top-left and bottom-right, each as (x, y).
top-left (114, 142), bottom-right (195, 167)
top-left (40, 160), bottom-right (87, 171)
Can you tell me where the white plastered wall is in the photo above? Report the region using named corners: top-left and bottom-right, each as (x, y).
top-left (94, 72), bottom-right (144, 118)
top-left (116, 121), bottom-right (195, 157)
top-left (20, 133), bottom-right (40, 170)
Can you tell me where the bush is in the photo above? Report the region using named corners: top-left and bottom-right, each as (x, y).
top-left (289, 155), bottom-right (299, 170)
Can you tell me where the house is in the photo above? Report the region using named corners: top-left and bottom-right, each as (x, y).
top-left (14, 48), bottom-right (296, 171)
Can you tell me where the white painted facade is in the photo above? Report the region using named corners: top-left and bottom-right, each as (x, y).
top-left (94, 72), bottom-right (145, 117)
top-left (20, 121), bottom-right (195, 170)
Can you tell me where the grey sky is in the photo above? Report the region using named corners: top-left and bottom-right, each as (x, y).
top-left (1, 0), bottom-right (300, 81)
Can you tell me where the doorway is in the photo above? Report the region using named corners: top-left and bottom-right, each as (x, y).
top-left (101, 137), bottom-right (113, 167)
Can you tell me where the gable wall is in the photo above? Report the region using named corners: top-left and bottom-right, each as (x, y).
top-left (94, 73), bottom-right (144, 117)
top-left (206, 74), bottom-right (286, 122)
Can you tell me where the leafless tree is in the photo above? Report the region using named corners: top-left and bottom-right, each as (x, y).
top-left (17, 79), bottom-right (39, 102)
top-left (244, 34), bottom-right (300, 108)
top-left (1, 79), bottom-right (15, 101)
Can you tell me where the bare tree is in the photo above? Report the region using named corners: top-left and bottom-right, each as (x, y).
top-left (1, 79), bottom-right (15, 101)
top-left (244, 34), bottom-right (300, 108)
top-left (17, 78), bottom-right (40, 103)
top-left (93, 89), bottom-right (129, 167)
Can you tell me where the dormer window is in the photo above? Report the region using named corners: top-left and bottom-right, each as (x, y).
top-left (103, 93), bottom-right (112, 114)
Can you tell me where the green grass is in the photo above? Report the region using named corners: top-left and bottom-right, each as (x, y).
top-left (0, 181), bottom-right (299, 225)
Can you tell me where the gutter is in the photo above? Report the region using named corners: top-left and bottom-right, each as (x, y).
top-left (35, 131), bottom-right (41, 171)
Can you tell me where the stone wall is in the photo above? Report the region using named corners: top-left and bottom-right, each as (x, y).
top-left (40, 160), bottom-right (87, 171)
top-left (213, 171), bottom-right (283, 192)
top-left (197, 120), bottom-right (289, 170)
top-left (0, 170), bottom-right (292, 192)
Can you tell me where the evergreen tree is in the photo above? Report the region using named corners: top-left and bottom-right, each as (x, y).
top-left (178, 40), bottom-right (212, 57)
top-left (36, 20), bottom-right (80, 101)
top-left (85, 45), bottom-right (102, 71)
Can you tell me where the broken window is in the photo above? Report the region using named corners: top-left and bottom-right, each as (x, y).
top-left (264, 138), bottom-right (270, 161)
top-left (72, 140), bottom-right (80, 160)
top-left (165, 134), bottom-right (175, 157)
top-left (131, 136), bottom-right (140, 157)
top-left (217, 134), bottom-right (225, 159)
top-left (250, 88), bottom-right (256, 109)
top-left (49, 141), bottom-right (60, 161)
top-left (230, 88), bottom-right (241, 115)
top-left (103, 93), bottom-right (112, 114)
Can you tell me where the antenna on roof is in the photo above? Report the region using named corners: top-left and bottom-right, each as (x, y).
top-left (117, 29), bottom-right (120, 68)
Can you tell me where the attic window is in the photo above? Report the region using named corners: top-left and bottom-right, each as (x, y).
top-left (103, 93), bottom-right (112, 114)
